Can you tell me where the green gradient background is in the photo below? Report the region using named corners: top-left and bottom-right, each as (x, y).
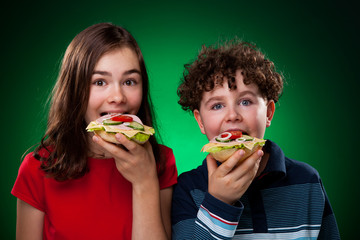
top-left (1, 0), bottom-right (358, 238)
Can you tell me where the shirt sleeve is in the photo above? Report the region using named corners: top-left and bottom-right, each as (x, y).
top-left (317, 180), bottom-right (341, 240)
top-left (11, 152), bottom-right (46, 212)
top-left (172, 172), bottom-right (243, 239)
top-left (158, 145), bottom-right (178, 189)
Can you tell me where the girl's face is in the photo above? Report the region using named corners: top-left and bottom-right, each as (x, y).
top-left (85, 47), bottom-right (143, 124)
top-left (194, 69), bottom-right (275, 140)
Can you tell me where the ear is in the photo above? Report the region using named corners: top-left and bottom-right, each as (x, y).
top-left (194, 109), bottom-right (206, 134)
top-left (266, 100), bottom-right (275, 127)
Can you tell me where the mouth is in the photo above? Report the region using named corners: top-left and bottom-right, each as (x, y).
top-left (224, 128), bottom-right (249, 136)
top-left (100, 112), bottom-right (129, 117)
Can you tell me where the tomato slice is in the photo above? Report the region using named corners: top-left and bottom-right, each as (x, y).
top-left (111, 115), bottom-right (133, 122)
top-left (220, 133), bottom-right (230, 138)
top-left (227, 130), bottom-right (242, 139)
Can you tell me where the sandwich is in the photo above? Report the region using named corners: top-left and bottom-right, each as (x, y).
top-left (86, 113), bottom-right (154, 144)
top-left (201, 131), bottom-right (266, 162)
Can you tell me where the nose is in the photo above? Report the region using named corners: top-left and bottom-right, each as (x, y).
top-left (226, 105), bottom-right (242, 122)
top-left (107, 85), bottom-right (125, 104)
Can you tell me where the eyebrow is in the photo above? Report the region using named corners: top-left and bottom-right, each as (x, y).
top-left (204, 90), bottom-right (257, 106)
top-left (203, 96), bottom-right (224, 106)
top-left (239, 90), bottom-right (257, 97)
top-left (92, 69), bottom-right (141, 76)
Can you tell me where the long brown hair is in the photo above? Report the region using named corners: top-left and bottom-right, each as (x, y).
top-left (35, 22), bottom-right (163, 181)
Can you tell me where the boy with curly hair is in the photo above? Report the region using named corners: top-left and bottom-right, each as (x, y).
top-left (171, 40), bottom-right (340, 239)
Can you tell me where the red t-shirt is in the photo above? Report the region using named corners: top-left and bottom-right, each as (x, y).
top-left (12, 145), bottom-right (177, 240)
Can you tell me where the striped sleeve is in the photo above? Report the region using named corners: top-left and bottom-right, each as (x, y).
top-left (317, 180), bottom-right (341, 240)
top-left (172, 190), bottom-right (243, 239)
top-left (195, 192), bottom-right (242, 239)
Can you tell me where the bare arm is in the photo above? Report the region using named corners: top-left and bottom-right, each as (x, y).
top-left (160, 187), bottom-right (173, 239)
top-left (16, 199), bottom-right (44, 240)
top-left (131, 185), bottom-right (172, 240)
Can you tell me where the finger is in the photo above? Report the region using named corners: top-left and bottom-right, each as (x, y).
top-left (217, 149), bottom-right (245, 176)
top-left (230, 149), bottom-right (263, 180)
top-left (246, 149), bottom-right (263, 167)
top-left (93, 134), bottom-right (129, 158)
top-left (115, 133), bottom-right (139, 152)
top-left (254, 149), bottom-right (264, 176)
top-left (240, 152), bottom-right (262, 184)
top-left (206, 154), bottom-right (218, 177)
top-left (143, 141), bottom-right (156, 164)
top-left (143, 141), bottom-right (154, 155)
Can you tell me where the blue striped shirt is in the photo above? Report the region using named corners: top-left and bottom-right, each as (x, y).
top-left (171, 140), bottom-right (340, 239)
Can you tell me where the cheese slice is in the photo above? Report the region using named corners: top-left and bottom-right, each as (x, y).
top-left (201, 135), bottom-right (265, 153)
top-left (86, 113), bottom-right (155, 138)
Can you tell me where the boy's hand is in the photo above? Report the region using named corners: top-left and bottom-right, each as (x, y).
top-left (207, 149), bottom-right (263, 205)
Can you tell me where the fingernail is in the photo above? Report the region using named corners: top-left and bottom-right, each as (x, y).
top-left (257, 150), bottom-right (264, 157)
top-left (93, 135), bottom-right (99, 142)
top-left (115, 133), bottom-right (122, 140)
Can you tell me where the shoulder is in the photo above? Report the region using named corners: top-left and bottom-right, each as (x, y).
top-left (19, 152), bottom-right (42, 173)
top-left (159, 144), bottom-right (174, 157)
top-left (172, 160), bottom-right (209, 213)
top-left (176, 159), bottom-right (208, 191)
top-left (158, 145), bottom-right (178, 189)
top-left (285, 157), bottom-right (319, 174)
top-left (265, 140), bottom-right (321, 184)
top-left (158, 144), bottom-right (176, 166)
top-left (12, 151), bottom-right (47, 211)
top-left (285, 157), bottom-right (321, 183)
top-left (18, 146), bottom-right (55, 177)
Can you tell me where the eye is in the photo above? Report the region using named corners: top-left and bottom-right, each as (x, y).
top-left (93, 79), bottom-right (106, 86)
top-left (124, 79), bottom-right (137, 86)
top-left (240, 99), bottom-right (251, 106)
top-left (211, 103), bottom-right (224, 110)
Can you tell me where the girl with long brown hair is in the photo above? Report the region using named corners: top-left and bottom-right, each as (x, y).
top-left (12, 22), bottom-right (177, 240)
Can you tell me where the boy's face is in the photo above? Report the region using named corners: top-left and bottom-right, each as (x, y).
top-left (194, 69), bottom-right (275, 140)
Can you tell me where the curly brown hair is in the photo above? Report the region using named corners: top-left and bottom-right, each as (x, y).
top-left (178, 40), bottom-right (284, 112)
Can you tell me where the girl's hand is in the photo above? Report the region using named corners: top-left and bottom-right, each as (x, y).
top-left (207, 149), bottom-right (263, 205)
top-left (92, 133), bottom-right (158, 188)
